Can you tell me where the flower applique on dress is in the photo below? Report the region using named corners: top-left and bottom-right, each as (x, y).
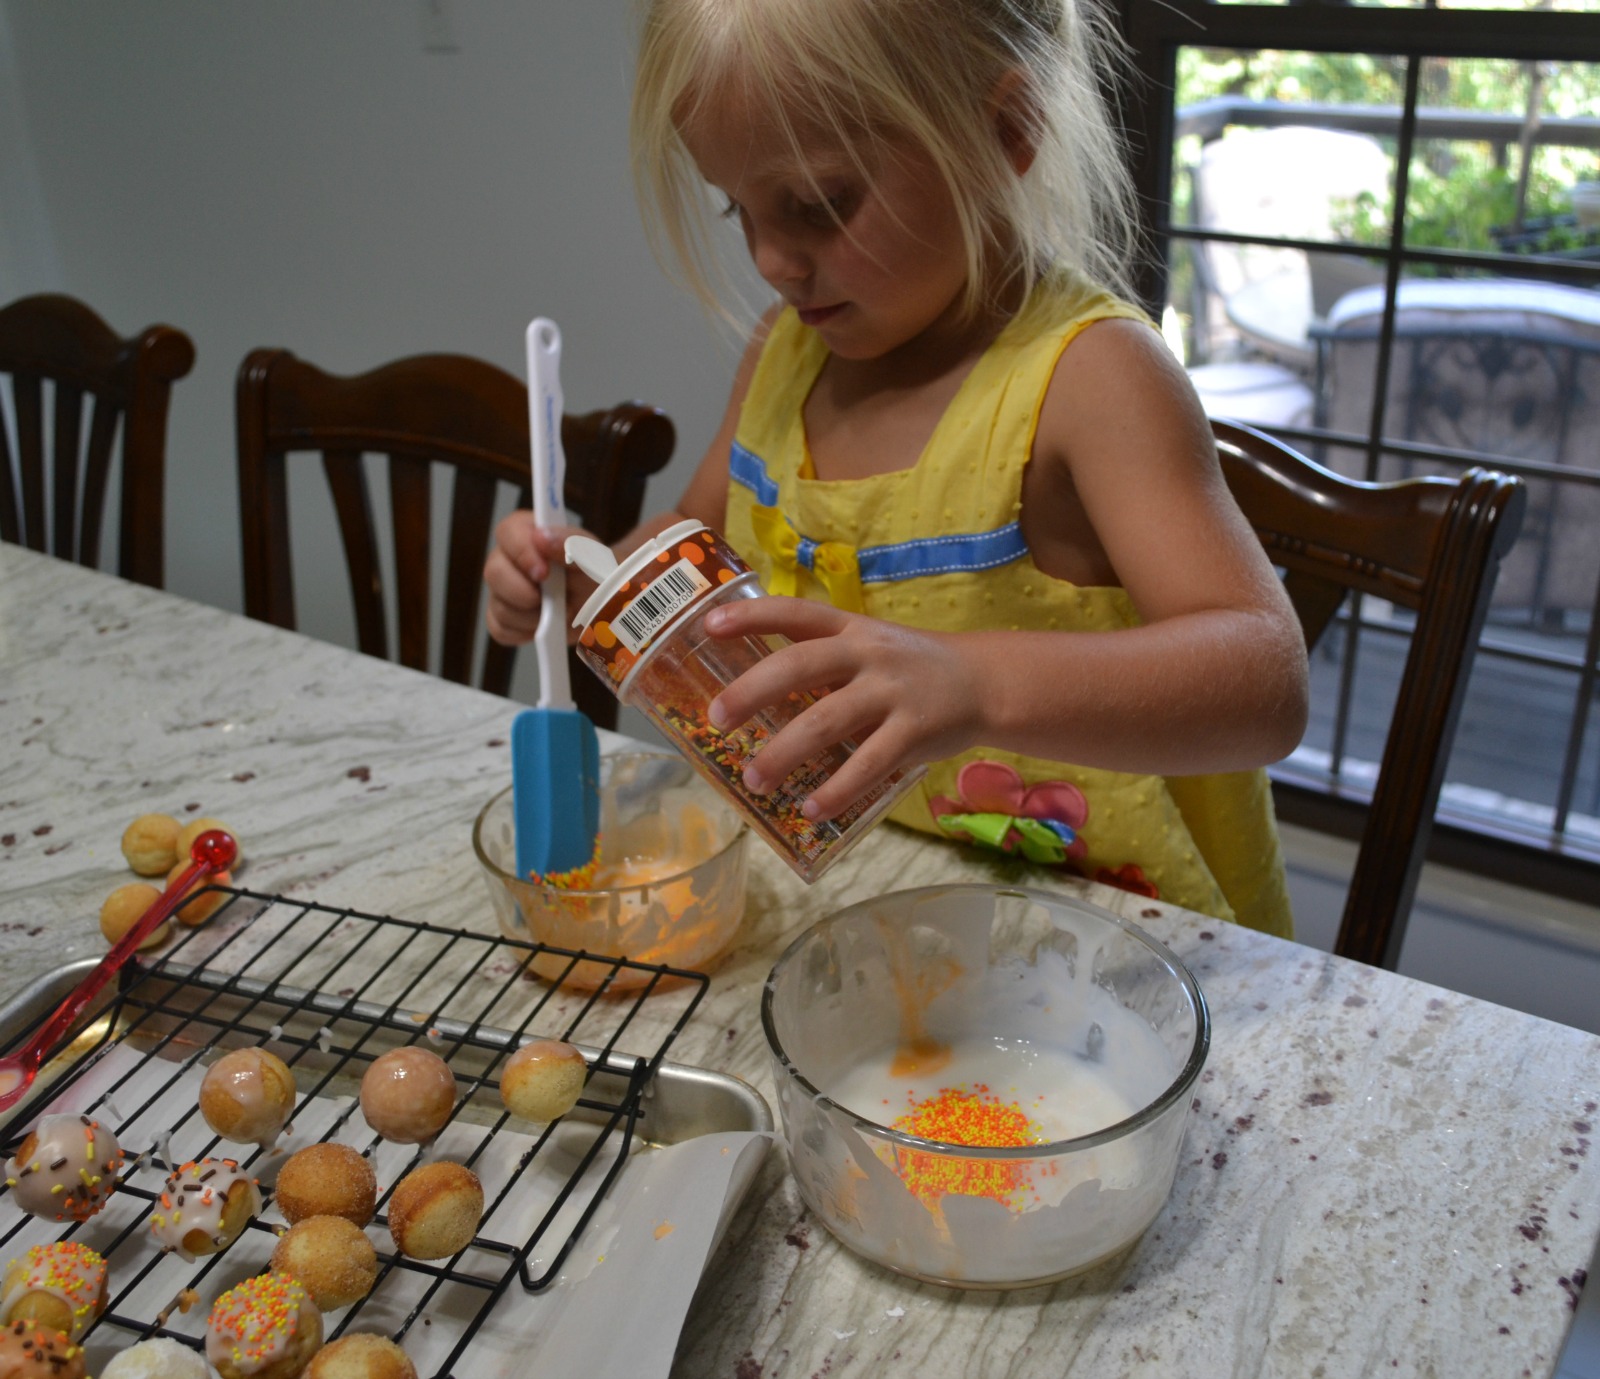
top-left (930, 761), bottom-right (1089, 866)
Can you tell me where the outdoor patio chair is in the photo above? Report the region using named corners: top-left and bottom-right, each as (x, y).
top-left (0, 292), bottom-right (195, 588)
top-left (1312, 277), bottom-right (1600, 621)
top-left (1213, 418), bottom-right (1526, 969)
top-left (1189, 125), bottom-right (1390, 372)
top-left (235, 348), bottom-right (675, 727)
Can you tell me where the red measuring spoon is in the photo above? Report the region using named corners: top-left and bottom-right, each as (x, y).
top-left (0, 829), bottom-right (238, 1115)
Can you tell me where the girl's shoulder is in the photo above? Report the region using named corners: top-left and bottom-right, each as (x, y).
top-left (1002, 268), bottom-right (1153, 356)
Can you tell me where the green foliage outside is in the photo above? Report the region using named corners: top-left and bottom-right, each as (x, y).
top-left (1173, 50), bottom-right (1600, 255)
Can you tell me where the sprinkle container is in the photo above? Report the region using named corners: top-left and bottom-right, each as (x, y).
top-left (567, 521), bottom-right (923, 884)
top-left (761, 884), bottom-right (1209, 1287)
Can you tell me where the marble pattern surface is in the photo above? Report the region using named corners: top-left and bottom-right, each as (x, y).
top-left (1, 543), bottom-right (1596, 1378)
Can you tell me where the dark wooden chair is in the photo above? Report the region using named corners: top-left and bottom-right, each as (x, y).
top-left (1213, 419), bottom-right (1527, 969)
top-left (0, 293), bottom-right (195, 588)
top-left (236, 348), bottom-right (675, 728)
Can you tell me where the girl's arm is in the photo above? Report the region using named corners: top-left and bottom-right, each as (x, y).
top-left (484, 313), bottom-right (772, 647)
top-left (704, 318), bottom-right (1310, 820)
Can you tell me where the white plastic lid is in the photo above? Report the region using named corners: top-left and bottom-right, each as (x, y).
top-left (567, 518), bottom-right (707, 631)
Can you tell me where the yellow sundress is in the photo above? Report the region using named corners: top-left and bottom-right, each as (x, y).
top-left (723, 272), bottom-right (1294, 937)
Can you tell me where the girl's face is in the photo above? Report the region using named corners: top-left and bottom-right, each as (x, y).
top-left (681, 82), bottom-right (976, 364)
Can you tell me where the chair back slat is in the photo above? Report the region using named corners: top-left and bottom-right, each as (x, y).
top-left (1213, 419), bottom-right (1526, 969)
top-left (441, 468), bottom-right (502, 686)
top-left (387, 452), bottom-right (433, 673)
top-left (77, 400), bottom-right (121, 570)
top-left (51, 383), bottom-right (85, 558)
top-left (320, 449), bottom-right (388, 663)
top-left (236, 348), bottom-right (674, 718)
top-left (0, 399), bottom-right (18, 545)
top-left (0, 294), bottom-right (193, 587)
top-left (14, 371), bottom-right (46, 551)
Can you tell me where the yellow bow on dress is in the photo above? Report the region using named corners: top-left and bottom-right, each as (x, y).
top-left (748, 503), bottom-right (864, 613)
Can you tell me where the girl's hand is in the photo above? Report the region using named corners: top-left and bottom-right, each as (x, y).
top-left (483, 510), bottom-right (595, 647)
top-left (702, 596), bottom-right (983, 821)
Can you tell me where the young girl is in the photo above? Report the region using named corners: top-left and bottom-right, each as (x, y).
top-left (485, 0), bottom-right (1309, 936)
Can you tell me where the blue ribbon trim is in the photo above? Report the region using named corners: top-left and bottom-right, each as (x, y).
top-left (730, 441), bottom-right (780, 505)
top-left (730, 442), bottom-right (1029, 584)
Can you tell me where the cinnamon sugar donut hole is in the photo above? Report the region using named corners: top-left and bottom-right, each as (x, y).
top-left (499, 1039), bottom-right (587, 1124)
top-left (271, 1215), bottom-right (378, 1312)
top-left (199, 1047), bottom-right (296, 1146)
top-left (274, 1142), bottom-right (377, 1227)
top-left (359, 1048), bottom-right (456, 1145)
top-left (0, 1320), bottom-right (87, 1378)
top-left (307, 1334), bottom-right (417, 1379)
top-left (386, 1161), bottom-right (482, 1260)
top-left (99, 883), bottom-right (169, 950)
top-left (121, 813), bottom-right (180, 876)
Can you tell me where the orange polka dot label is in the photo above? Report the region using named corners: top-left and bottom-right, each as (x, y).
top-left (575, 527), bottom-right (747, 683)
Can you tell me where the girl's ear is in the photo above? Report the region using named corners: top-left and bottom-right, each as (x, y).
top-left (991, 68), bottom-right (1040, 176)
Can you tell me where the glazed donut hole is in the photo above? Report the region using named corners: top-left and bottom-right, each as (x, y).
top-left (198, 1047), bottom-right (297, 1146)
top-left (206, 1273), bottom-right (322, 1379)
top-left (499, 1039), bottom-right (587, 1124)
top-left (120, 813), bottom-right (180, 876)
top-left (0, 1320), bottom-right (87, 1378)
top-left (271, 1215), bottom-right (379, 1312)
top-left (4, 1114), bottom-right (123, 1224)
top-left (359, 1048), bottom-right (457, 1145)
top-left (0, 1241), bottom-right (108, 1342)
top-left (100, 882), bottom-right (169, 950)
top-left (150, 1159), bottom-right (262, 1260)
top-left (274, 1142), bottom-right (378, 1228)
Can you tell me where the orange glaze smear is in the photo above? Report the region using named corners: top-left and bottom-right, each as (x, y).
top-left (890, 1083), bottom-right (1054, 1210)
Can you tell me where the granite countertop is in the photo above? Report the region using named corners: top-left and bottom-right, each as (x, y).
top-left (1, 542), bottom-right (1596, 1378)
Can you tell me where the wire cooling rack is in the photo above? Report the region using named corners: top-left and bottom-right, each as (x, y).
top-left (0, 884), bottom-right (710, 1375)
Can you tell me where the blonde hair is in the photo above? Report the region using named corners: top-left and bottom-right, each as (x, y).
top-left (630, 0), bottom-right (1142, 322)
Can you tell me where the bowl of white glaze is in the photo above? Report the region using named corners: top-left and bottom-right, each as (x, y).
top-left (760, 884), bottom-right (1208, 1288)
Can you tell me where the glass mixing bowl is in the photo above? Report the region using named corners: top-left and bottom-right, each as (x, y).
top-left (761, 884), bottom-right (1209, 1287)
top-left (474, 751), bottom-right (748, 991)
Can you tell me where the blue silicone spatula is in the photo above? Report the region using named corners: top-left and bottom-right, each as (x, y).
top-left (511, 318), bottom-right (600, 879)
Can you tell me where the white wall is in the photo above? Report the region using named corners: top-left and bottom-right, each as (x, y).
top-left (1, 0), bottom-right (740, 702)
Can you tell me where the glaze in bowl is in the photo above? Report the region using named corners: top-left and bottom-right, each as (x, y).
top-left (761, 884), bottom-right (1209, 1287)
top-left (474, 751), bottom-right (748, 990)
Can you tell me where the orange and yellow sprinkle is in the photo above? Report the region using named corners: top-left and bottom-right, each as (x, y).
top-left (529, 839), bottom-right (602, 892)
top-left (208, 1273), bottom-right (309, 1368)
top-left (890, 1084), bottom-right (1052, 1210)
top-left (6, 1242), bottom-right (106, 1338)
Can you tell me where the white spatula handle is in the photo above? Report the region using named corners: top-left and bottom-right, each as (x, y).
top-left (527, 317), bottom-right (574, 711)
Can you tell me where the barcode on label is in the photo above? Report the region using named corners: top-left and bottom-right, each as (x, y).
top-left (613, 559), bottom-right (711, 652)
